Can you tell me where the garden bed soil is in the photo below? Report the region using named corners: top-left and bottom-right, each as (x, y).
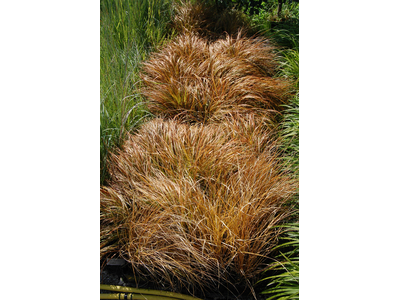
top-left (100, 263), bottom-right (269, 300)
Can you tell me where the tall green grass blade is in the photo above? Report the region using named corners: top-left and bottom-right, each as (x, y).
top-left (258, 223), bottom-right (299, 300)
top-left (100, 0), bottom-right (174, 185)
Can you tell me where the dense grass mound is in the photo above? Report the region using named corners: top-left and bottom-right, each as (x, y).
top-left (140, 32), bottom-right (291, 123)
top-left (172, 0), bottom-right (250, 39)
top-left (100, 118), bottom-right (297, 292)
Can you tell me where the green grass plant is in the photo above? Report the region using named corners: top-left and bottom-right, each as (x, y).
top-left (100, 0), bottom-right (174, 51)
top-left (251, 2), bottom-right (299, 298)
top-left (277, 48), bottom-right (299, 88)
top-left (276, 38), bottom-right (299, 176)
top-left (100, 0), bottom-right (174, 185)
top-left (259, 223), bottom-right (299, 300)
top-left (249, 0), bottom-right (299, 24)
top-left (249, 0), bottom-right (299, 49)
top-left (279, 93), bottom-right (299, 177)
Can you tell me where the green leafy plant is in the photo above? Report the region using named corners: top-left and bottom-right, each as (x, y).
top-left (279, 93), bottom-right (299, 178)
top-left (277, 46), bottom-right (298, 86)
top-left (249, 0), bottom-right (299, 49)
top-left (100, 0), bottom-right (174, 185)
top-left (253, 4), bottom-right (299, 297)
top-left (259, 223), bottom-right (299, 300)
top-left (249, 0), bottom-right (299, 23)
top-left (274, 35), bottom-right (298, 176)
top-left (101, 0), bottom-right (174, 51)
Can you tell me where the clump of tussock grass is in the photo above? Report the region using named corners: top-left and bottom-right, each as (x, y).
top-left (209, 33), bottom-right (278, 77)
top-left (172, 0), bottom-right (251, 39)
top-left (100, 118), bottom-right (297, 294)
top-left (140, 32), bottom-right (292, 124)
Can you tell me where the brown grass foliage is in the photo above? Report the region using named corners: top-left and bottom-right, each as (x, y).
top-left (100, 118), bottom-right (297, 292)
top-left (140, 32), bottom-right (291, 124)
top-left (172, 0), bottom-right (251, 39)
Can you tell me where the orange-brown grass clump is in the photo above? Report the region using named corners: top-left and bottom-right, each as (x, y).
top-left (140, 32), bottom-right (291, 124)
top-left (172, 0), bottom-right (250, 39)
top-left (100, 118), bottom-right (297, 293)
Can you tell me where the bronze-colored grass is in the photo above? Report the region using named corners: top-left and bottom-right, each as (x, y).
top-left (100, 118), bottom-right (297, 293)
top-left (172, 0), bottom-right (251, 39)
top-left (140, 32), bottom-right (291, 124)
top-left (209, 34), bottom-right (278, 77)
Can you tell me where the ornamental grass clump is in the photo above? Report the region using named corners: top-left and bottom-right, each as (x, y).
top-left (172, 0), bottom-right (250, 39)
top-left (140, 32), bottom-right (291, 124)
top-left (100, 118), bottom-right (297, 293)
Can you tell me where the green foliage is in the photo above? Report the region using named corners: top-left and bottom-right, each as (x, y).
top-left (278, 48), bottom-right (299, 85)
top-left (254, 2), bottom-right (298, 297)
top-left (259, 223), bottom-right (299, 300)
top-left (272, 10), bottom-right (298, 205)
top-left (101, 0), bottom-right (174, 51)
top-left (100, 0), bottom-right (174, 185)
top-left (275, 35), bottom-right (298, 177)
top-left (279, 93), bottom-right (299, 178)
top-left (249, 0), bottom-right (299, 48)
top-left (243, 0), bottom-right (299, 181)
top-left (250, 0), bottom-right (299, 22)
top-left (197, 0), bottom-right (264, 14)
top-left (277, 29), bottom-right (298, 179)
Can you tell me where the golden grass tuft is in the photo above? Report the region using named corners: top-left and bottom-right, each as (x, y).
top-left (140, 32), bottom-right (291, 124)
top-left (172, 0), bottom-right (250, 39)
top-left (209, 34), bottom-right (278, 77)
top-left (100, 118), bottom-right (297, 292)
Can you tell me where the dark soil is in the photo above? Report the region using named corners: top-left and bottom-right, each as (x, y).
top-left (100, 261), bottom-right (270, 300)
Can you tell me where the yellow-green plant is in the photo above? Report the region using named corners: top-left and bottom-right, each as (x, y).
top-left (259, 223), bottom-right (299, 300)
top-left (100, 0), bottom-right (174, 185)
